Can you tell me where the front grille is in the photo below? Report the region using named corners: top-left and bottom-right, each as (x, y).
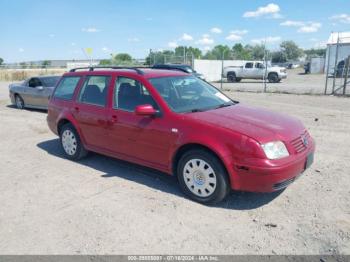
top-left (290, 131), bottom-right (310, 154)
top-left (273, 177), bottom-right (296, 190)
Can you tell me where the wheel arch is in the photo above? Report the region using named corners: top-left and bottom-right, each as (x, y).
top-left (56, 114), bottom-right (86, 146)
top-left (172, 143), bottom-right (232, 186)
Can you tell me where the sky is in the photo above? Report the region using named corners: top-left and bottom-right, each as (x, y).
top-left (1, 0), bottom-right (350, 62)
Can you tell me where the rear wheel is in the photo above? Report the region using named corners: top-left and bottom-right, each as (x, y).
top-left (15, 95), bottom-right (24, 109)
top-left (268, 73), bottom-right (279, 83)
top-left (177, 149), bottom-right (230, 204)
top-left (227, 72), bottom-right (237, 82)
top-left (59, 123), bottom-right (88, 160)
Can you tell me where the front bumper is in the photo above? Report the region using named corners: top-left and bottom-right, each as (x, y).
top-left (279, 72), bottom-right (287, 79)
top-left (225, 140), bottom-right (315, 193)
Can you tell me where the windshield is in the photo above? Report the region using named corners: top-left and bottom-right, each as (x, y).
top-left (149, 76), bottom-right (236, 113)
top-left (41, 76), bottom-right (61, 87)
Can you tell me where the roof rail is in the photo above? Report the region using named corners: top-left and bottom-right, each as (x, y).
top-left (69, 66), bottom-right (151, 75)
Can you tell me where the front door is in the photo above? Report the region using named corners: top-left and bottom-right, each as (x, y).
top-left (107, 76), bottom-right (174, 168)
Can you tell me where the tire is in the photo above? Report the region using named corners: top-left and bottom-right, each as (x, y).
top-left (59, 123), bottom-right (88, 160)
top-left (268, 73), bottom-right (279, 83)
top-left (227, 72), bottom-right (237, 82)
top-left (15, 94), bottom-right (25, 109)
top-left (177, 149), bottom-right (230, 204)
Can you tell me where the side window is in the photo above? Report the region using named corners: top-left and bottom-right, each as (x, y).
top-left (114, 76), bottom-right (159, 112)
top-left (53, 76), bottom-right (81, 100)
top-left (245, 63), bottom-right (253, 69)
top-left (78, 76), bottom-right (110, 107)
top-left (28, 78), bottom-right (42, 88)
top-left (255, 63), bottom-right (264, 69)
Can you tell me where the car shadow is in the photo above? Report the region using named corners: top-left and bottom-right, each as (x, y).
top-left (37, 138), bottom-right (282, 210)
top-left (6, 104), bottom-right (47, 113)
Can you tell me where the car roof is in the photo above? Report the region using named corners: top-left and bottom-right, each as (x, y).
top-left (65, 68), bottom-right (189, 79)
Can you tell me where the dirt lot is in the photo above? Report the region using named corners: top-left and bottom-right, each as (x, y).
top-left (0, 81), bottom-right (349, 255)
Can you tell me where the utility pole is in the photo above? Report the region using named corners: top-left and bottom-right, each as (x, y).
top-left (332, 32), bottom-right (340, 94)
top-left (220, 49), bottom-right (226, 90)
top-left (263, 39), bottom-right (268, 93)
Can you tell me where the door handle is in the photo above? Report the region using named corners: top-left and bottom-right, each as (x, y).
top-left (110, 115), bottom-right (118, 123)
top-left (74, 106), bottom-right (79, 112)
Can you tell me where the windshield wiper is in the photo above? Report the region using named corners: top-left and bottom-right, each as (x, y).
top-left (190, 108), bottom-right (204, 112)
top-left (216, 102), bottom-right (234, 109)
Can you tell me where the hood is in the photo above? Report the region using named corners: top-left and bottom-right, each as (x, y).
top-left (184, 103), bottom-right (305, 143)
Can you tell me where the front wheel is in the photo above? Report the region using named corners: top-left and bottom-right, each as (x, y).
top-left (177, 149), bottom-right (230, 204)
top-left (60, 123), bottom-right (88, 160)
top-left (268, 73), bottom-right (279, 83)
top-left (15, 95), bottom-right (25, 109)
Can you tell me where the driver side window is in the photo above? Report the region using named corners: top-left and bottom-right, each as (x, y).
top-left (28, 78), bottom-right (42, 88)
top-left (245, 63), bottom-right (253, 69)
top-left (114, 77), bottom-right (159, 112)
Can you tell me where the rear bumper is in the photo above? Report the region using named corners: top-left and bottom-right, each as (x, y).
top-left (225, 141), bottom-right (315, 193)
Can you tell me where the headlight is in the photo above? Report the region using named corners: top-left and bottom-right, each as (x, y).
top-left (261, 141), bottom-right (289, 160)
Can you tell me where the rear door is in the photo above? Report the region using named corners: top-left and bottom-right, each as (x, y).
top-left (72, 75), bottom-right (111, 150)
top-left (254, 62), bottom-right (265, 79)
top-left (242, 62), bottom-right (255, 78)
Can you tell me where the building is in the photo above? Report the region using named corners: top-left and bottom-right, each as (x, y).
top-left (325, 32), bottom-right (350, 76)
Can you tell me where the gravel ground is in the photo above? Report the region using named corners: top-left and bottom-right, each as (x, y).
top-left (0, 81), bottom-right (349, 255)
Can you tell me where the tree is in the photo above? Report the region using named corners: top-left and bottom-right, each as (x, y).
top-left (304, 48), bottom-right (326, 59)
top-left (111, 53), bottom-right (133, 65)
top-left (231, 44), bottom-right (252, 60)
top-left (204, 45), bottom-right (231, 60)
top-left (280, 41), bottom-right (303, 61)
top-left (271, 51), bottom-right (287, 63)
top-left (0, 58), bottom-right (3, 65)
top-left (175, 46), bottom-right (202, 59)
top-left (19, 62), bottom-right (27, 68)
top-left (41, 60), bottom-right (51, 68)
top-left (99, 59), bottom-right (112, 65)
top-left (251, 44), bottom-right (266, 60)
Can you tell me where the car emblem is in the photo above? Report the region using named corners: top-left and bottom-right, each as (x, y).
top-left (302, 135), bottom-right (308, 146)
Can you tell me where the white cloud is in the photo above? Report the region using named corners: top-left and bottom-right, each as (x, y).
top-left (280, 20), bottom-right (304, 27)
top-left (101, 47), bottom-right (111, 52)
top-left (230, 29), bottom-right (248, 35)
top-left (329, 14), bottom-right (350, 24)
top-left (298, 22), bottom-right (321, 33)
top-left (128, 37), bottom-right (140, 42)
top-left (49, 34), bottom-right (55, 38)
top-left (18, 48), bottom-right (24, 52)
top-left (226, 34), bottom-right (242, 41)
top-left (203, 46), bottom-right (211, 52)
top-left (202, 34), bottom-right (210, 38)
top-left (180, 33), bottom-right (193, 41)
top-left (210, 27), bottom-right (222, 34)
top-left (82, 27), bottom-right (99, 33)
top-left (243, 3), bottom-right (280, 18)
top-left (280, 20), bottom-right (322, 33)
top-left (314, 41), bottom-right (327, 49)
top-left (168, 41), bottom-right (178, 48)
top-left (251, 36), bottom-right (281, 44)
top-left (71, 42), bottom-right (76, 46)
top-left (196, 36), bottom-right (214, 45)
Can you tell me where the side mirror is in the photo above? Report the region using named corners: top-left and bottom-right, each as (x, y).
top-left (36, 86), bottom-right (44, 91)
top-left (135, 104), bottom-right (157, 116)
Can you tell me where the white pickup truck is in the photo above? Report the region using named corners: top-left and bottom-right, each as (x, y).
top-left (223, 61), bottom-right (287, 83)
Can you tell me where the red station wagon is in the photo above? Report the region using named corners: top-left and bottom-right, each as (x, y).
top-left (47, 67), bottom-right (315, 204)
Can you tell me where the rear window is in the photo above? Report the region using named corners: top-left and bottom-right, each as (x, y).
top-left (53, 76), bottom-right (81, 100)
top-left (41, 76), bottom-right (61, 87)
